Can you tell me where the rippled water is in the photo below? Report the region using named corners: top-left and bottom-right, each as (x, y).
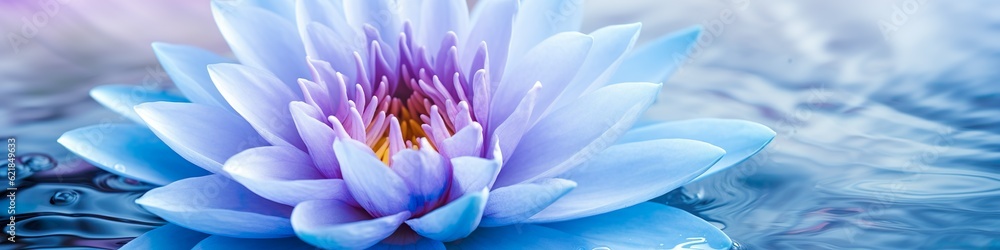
top-left (3, 0), bottom-right (1000, 249)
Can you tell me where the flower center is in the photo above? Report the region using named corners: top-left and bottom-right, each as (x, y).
top-left (308, 25), bottom-right (486, 165)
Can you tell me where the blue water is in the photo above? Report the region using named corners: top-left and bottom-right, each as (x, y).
top-left (3, 0), bottom-right (1000, 249)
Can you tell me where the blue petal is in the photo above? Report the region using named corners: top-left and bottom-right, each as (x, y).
top-left (193, 236), bottom-right (315, 250)
top-left (90, 84), bottom-right (188, 126)
top-left (299, 22), bottom-right (360, 85)
top-left (496, 82), bottom-right (662, 187)
top-left (372, 237), bottom-right (445, 250)
top-left (481, 178), bottom-right (576, 227)
top-left (490, 32), bottom-right (591, 132)
top-left (419, 0), bottom-right (468, 52)
top-left (58, 124), bottom-right (209, 186)
top-left (136, 175), bottom-right (295, 238)
top-left (343, 0), bottom-right (401, 58)
top-left (527, 139), bottom-right (724, 223)
top-left (609, 26), bottom-right (702, 84)
top-left (448, 156), bottom-right (500, 198)
top-left (406, 188), bottom-right (487, 242)
top-left (493, 82), bottom-right (539, 161)
top-left (212, 0), bottom-right (308, 87)
top-left (334, 139), bottom-right (411, 217)
top-left (508, 0), bottom-right (584, 66)
top-left (618, 119), bottom-right (776, 182)
top-left (542, 202), bottom-right (733, 250)
top-left (549, 23), bottom-right (642, 112)
top-left (463, 0), bottom-right (517, 79)
top-left (134, 102), bottom-right (267, 174)
top-left (223, 146), bottom-right (352, 206)
top-left (292, 199), bottom-right (410, 249)
top-left (151, 43), bottom-right (234, 110)
top-left (209, 63), bottom-right (305, 149)
top-left (391, 148), bottom-right (450, 214)
top-left (121, 224), bottom-right (208, 250)
top-left (446, 224), bottom-right (595, 249)
top-left (243, 0), bottom-right (297, 22)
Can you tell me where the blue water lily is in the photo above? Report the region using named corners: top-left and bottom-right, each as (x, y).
top-left (58, 0), bottom-right (774, 249)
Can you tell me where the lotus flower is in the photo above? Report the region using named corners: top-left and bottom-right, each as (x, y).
top-left (58, 0), bottom-right (775, 249)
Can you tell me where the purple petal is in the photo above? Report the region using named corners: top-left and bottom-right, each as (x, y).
top-left (481, 179), bottom-right (576, 227)
top-left (334, 139), bottom-right (411, 217)
top-left (136, 175), bottom-right (294, 238)
top-left (439, 123), bottom-right (484, 158)
top-left (290, 101), bottom-right (342, 178)
top-left (292, 199), bottom-right (410, 249)
top-left (134, 102), bottom-right (267, 174)
top-left (528, 139), bottom-right (723, 222)
top-left (209, 63), bottom-right (305, 150)
top-left (406, 188), bottom-right (487, 241)
top-left (495, 82), bottom-right (661, 187)
top-left (58, 124), bottom-right (209, 186)
top-left (223, 146), bottom-right (352, 206)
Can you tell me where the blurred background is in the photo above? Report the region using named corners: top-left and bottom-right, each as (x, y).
top-left (2, 0), bottom-right (999, 249)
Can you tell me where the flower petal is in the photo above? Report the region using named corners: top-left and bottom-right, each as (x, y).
top-left (496, 82), bottom-right (662, 187)
top-left (419, 0), bottom-right (468, 52)
top-left (223, 146), bottom-right (351, 206)
top-left (290, 101), bottom-right (342, 178)
top-left (463, 0), bottom-right (517, 79)
top-left (292, 199), bottom-right (410, 249)
top-left (439, 123), bottom-right (484, 158)
top-left (406, 188), bottom-right (487, 242)
top-left (448, 156), bottom-right (500, 199)
top-left (121, 224), bottom-right (208, 250)
top-left (481, 178), bottom-right (576, 227)
top-left (212, 0), bottom-right (308, 87)
top-left (548, 23), bottom-right (642, 113)
top-left (542, 202), bottom-right (733, 249)
top-left (490, 32), bottom-right (591, 132)
top-left (508, 0), bottom-right (584, 66)
top-left (527, 139), bottom-right (724, 223)
top-left (618, 119), bottom-right (776, 182)
top-left (447, 224), bottom-right (595, 249)
top-left (58, 124), bottom-right (209, 186)
top-left (134, 102), bottom-right (267, 174)
top-left (193, 236), bottom-right (315, 250)
top-left (209, 63), bottom-right (304, 149)
top-left (90, 85), bottom-right (188, 126)
top-left (344, 0), bottom-right (401, 58)
top-left (609, 26), bottom-right (702, 84)
top-left (151, 43), bottom-right (234, 110)
top-left (334, 139), bottom-right (411, 217)
top-left (136, 175), bottom-right (294, 238)
top-left (392, 147), bottom-right (450, 214)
